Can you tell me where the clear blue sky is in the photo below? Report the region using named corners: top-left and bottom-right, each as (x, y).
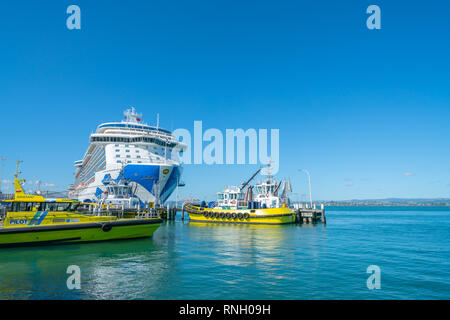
top-left (1, 0), bottom-right (449, 201)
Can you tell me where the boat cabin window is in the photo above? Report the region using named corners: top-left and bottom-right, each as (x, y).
top-left (230, 193), bottom-right (240, 200)
top-left (69, 203), bottom-right (80, 211)
top-left (218, 194), bottom-right (224, 200)
top-left (1, 201), bottom-right (12, 211)
top-left (107, 186), bottom-right (131, 197)
top-left (43, 202), bottom-right (72, 212)
top-left (11, 202), bottom-right (31, 212)
top-left (10, 202), bottom-right (77, 212)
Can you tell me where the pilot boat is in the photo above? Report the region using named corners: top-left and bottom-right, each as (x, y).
top-left (185, 166), bottom-right (296, 225)
top-left (0, 162), bottom-right (162, 248)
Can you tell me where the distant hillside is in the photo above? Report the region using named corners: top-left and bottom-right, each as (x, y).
top-left (164, 198), bottom-right (450, 207)
top-left (322, 198), bottom-right (450, 206)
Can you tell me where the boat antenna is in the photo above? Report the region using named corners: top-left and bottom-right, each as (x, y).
top-left (14, 160), bottom-right (23, 179)
top-left (0, 157), bottom-right (7, 194)
top-left (13, 160), bottom-right (26, 197)
top-left (36, 180), bottom-right (42, 195)
top-left (264, 159), bottom-right (274, 182)
top-left (156, 113), bottom-right (160, 130)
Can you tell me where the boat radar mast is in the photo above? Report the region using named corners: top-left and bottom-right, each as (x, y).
top-left (14, 160), bottom-right (27, 196)
top-left (263, 159), bottom-right (275, 183)
top-left (14, 160), bottom-right (23, 180)
top-left (123, 107), bottom-right (143, 124)
top-left (13, 161), bottom-right (44, 201)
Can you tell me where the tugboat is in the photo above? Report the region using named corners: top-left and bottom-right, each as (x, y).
top-left (185, 166), bottom-right (296, 225)
top-left (0, 161), bottom-right (162, 248)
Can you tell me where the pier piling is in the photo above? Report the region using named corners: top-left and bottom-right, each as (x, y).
top-left (294, 203), bottom-right (326, 225)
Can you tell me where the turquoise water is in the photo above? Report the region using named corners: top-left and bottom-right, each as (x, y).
top-left (1, 207), bottom-right (449, 300)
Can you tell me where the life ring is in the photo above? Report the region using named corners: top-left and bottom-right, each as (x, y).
top-left (214, 212), bottom-right (220, 218)
top-left (237, 213), bottom-right (243, 220)
top-left (231, 213), bottom-right (237, 219)
top-left (243, 213), bottom-right (250, 220)
top-left (219, 212), bottom-right (225, 218)
top-left (203, 212), bottom-right (208, 217)
top-left (225, 213), bottom-right (231, 219)
top-left (102, 223), bottom-right (112, 232)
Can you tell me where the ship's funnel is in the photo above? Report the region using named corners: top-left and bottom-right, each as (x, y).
top-left (244, 187), bottom-right (250, 201)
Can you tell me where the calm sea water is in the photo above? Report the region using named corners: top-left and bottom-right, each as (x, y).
top-left (0, 207), bottom-right (449, 300)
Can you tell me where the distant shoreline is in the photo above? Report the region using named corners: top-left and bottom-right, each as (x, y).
top-left (323, 203), bottom-right (450, 207)
top-left (307, 198), bottom-right (450, 207)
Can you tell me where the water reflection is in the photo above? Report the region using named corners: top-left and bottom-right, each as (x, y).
top-left (2, 209), bottom-right (449, 299)
top-left (0, 234), bottom-right (175, 299)
top-left (1, 220), bottom-right (330, 299)
top-left (182, 222), bottom-right (327, 290)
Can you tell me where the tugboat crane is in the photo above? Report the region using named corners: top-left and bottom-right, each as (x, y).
top-left (240, 167), bottom-right (262, 191)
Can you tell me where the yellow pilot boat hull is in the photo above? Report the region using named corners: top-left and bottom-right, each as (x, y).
top-left (185, 204), bottom-right (296, 225)
top-left (0, 218), bottom-right (162, 248)
top-left (0, 161), bottom-right (162, 248)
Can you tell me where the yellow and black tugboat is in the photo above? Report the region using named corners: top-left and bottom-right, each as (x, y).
top-left (185, 166), bottom-right (296, 225)
top-left (0, 162), bottom-right (162, 248)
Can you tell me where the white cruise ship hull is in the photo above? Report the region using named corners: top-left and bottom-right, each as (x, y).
top-left (70, 108), bottom-right (186, 205)
top-left (72, 163), bottom-right (182, 204)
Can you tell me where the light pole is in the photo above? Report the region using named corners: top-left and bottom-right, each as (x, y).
top-left (299, 169), bottom-right (312, 207)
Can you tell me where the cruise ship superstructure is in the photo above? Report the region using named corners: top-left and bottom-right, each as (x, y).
top-left (69, 108), bottom-right (186, 205)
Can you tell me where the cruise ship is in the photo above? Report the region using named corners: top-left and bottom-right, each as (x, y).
top-left (69, 108), bottom-right (186, 205)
